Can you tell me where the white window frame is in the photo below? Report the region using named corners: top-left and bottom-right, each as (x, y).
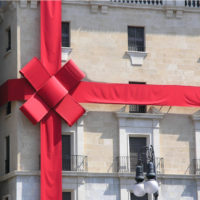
top-left (116, 112), bottom-right (163, 200)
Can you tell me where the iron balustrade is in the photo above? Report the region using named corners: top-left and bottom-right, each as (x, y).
top-left (110, 0), bottom-right (163, 6)
top-left (193, 159), bottom-right (200, 175)
top-left (39, 155), bottom-right (88, 172)
top-left (185, 0), bottom-right (200, 7)
top-left (62, 155), bottom-right (88, 172)
top-left (117, 156), bottom-right (164, 173)
top-left (111, 0), bottom-right (200, 7)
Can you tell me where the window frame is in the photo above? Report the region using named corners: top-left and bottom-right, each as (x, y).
top-left (129, 81), bottom-right (147, 113)
top-left (128, 26), bottom-right (145, 52)
top-left (62, 21), bottom-right (70, 48)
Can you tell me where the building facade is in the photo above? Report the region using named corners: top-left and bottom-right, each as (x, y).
top-left (0, 0), bottom-right (200, 199)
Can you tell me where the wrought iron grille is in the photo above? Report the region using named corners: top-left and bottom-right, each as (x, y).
top-left (111, 0), bottom-right (163, 6)
top-left (62, 155), bottom-right (88, 172)
top-left (185, 0), bottom-right (200, 7)
top-left (193, 159), bottom-right (200, 175)
top-left (117, 155), bottom-right (164, 173)
top-left (39, 155), bottom-right (88, 172)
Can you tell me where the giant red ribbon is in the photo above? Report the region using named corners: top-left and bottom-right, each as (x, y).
top-left (20, 57), bottom-right (85, 126)
top-left (1, 1), bottom-right (200, 200)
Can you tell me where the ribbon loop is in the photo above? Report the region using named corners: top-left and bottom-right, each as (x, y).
top-left (20, 57), bottom-right (51, 91)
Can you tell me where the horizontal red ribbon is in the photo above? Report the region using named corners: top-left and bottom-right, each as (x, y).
top-left (1, 79), bottom-right (200, 107)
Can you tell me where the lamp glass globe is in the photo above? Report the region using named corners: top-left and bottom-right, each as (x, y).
top-left (144, 179), bottom-right (159, 194)
top-left (132, 183), bottom-right (146, 197)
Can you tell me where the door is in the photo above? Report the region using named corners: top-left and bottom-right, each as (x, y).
top-left (129, 137), bottom-right (147, 172)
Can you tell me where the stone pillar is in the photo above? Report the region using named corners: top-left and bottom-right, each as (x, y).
top-left (76, 116), bottom-right (85, 155)
top-left (191, 115), bottom-right (200, 163)
top-left (152, 119), bottom-right (161, 159)
top-left (192, 115), bottom-right (200, 200)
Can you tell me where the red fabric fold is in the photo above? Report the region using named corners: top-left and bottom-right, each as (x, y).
top-left (40, 1), bottom-right (62, 200)
top-left (71, 82), bottom-right (200, 107)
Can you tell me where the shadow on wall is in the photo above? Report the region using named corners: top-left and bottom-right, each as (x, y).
top-left (63, 4), bottom-right (200, 36)
top-left (160, 113), bottom-right (195, 175)
top-left (84, 111), bottom-right (119, 173)
top-left (160, 178), bottom-right (197, 200)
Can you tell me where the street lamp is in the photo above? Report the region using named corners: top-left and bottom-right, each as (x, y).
top-left (132, 145), bottom-right (159, 199)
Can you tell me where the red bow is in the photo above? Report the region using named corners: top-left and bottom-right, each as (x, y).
top-left (20, 57), bottom-right (85, 126)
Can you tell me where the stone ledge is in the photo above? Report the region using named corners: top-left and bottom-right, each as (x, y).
top-left (126, 51), bottom-right (147, 66)
top-left (191, 115), bottom-right (200, 121)
top-left (62, 47), bottom-right (72, 62)
top-left (1, 170), bottom-right (200, 182)
top-left (115, 112), bottom-right (164, 120)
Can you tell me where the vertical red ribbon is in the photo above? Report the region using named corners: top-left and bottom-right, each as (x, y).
top-left (40, 1), bottom-right (62, 200)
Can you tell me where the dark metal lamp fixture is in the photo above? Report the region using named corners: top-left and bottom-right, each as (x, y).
top-left (132, 146), bottom-right (159, 199)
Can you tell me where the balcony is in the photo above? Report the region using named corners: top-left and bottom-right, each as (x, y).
top-left (185, 0), bottom-right (200, 7)
top-left (110, 0), bottom-right (163, 6)
top-left (110, 0), bottom-right (200, 8)
top-left (117, 156), bottom-right (164, 174)
top-left (62, 155), bottom-right (88, 172)
top-left (39, 155), bottom-right (88, 172)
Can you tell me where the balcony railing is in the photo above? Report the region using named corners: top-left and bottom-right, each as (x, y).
top-left (110, 0), bottom-right (200, 8)
top-left (62, 155), bottom-right (88, 172)
top-left (39, 155), bottom-right (88, 172)
top-left (193, 159), bottom-right (200, 175)
top-left (117, 156), bottom-right (164, 174)
top-left (185, 0), bottom-right (200, 7)
top-left (110, 0), bottom-right (163, 6)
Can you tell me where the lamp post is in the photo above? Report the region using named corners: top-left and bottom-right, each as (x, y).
top-left (132, 145), bottom-right (159, 199)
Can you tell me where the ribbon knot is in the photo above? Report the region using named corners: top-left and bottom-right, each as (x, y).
top-left (20, 57), bottom-right (85, 126)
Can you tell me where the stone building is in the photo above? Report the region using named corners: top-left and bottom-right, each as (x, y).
top-left (0, 0), bottom-right (200, 199)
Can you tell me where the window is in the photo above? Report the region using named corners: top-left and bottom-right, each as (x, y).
top-left (131, 193), bottom-right (148, 200)
top-left (129, 82), bottom-right (146, 113)
top-left (129, 137), bottom-right (147, 172)
top-left (62, 22), bottom-right (70, 47)
top-left (128, 27), bottom-right (145, 52)
top-left (5, 136), bottom-right (10, 174)
top-left (63, 192), bottom-right (71, 200)
top-left (62, 135), bottom-right (71, 171)
top-left (6, 102), bottom-right (11, 115)
top-left (6, 27), bottom-right (11, 51)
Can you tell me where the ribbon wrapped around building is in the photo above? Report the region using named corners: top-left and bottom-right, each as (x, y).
top-left (1, 1), bottom-right (200, 200)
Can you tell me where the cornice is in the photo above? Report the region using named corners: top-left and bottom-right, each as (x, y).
top-left (115, 112), bottom-right (164, 120)
top-left (1, 170), bottom-right (200, 182)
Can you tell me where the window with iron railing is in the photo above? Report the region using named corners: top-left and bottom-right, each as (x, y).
top-left (62, 135), bottom-right (88, 171)
top-left (128, 27), bottom-right (145, 52)
top-left (129, 82), bottom-right (146, 113)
